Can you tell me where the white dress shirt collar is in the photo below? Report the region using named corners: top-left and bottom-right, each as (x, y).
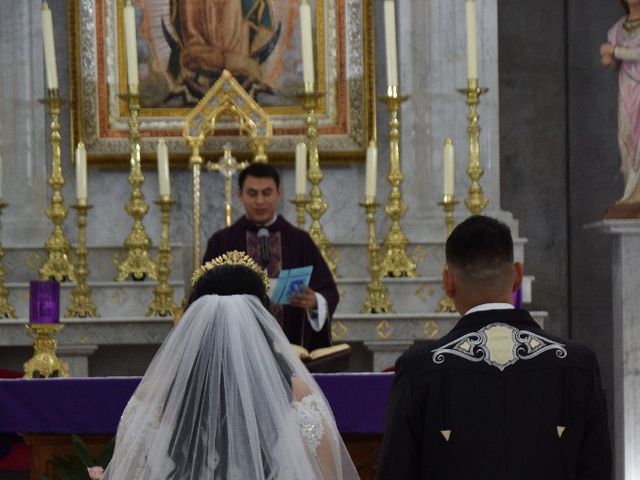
top-left (465, 302), bottom-right (514, 315)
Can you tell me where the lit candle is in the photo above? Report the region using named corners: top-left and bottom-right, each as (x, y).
top-left (299, 0), bottom-right (315, 89)
top-left (465, 0), bottom-right (478, 79)
top-left (443, 138), bottom-right (455, 197)
top-left (295, 142), bottom-right (307, 195)
top-left (123, 0), bottom-right (139, 92)
top-left (383, 0), bottom-right (398, 89)
top-left (157, 138), bottom-right (171, 197)
top-left (41, 2), bottom-right (58, 90)
top-left (365, 141), bottom-right (378, 198)
top-left (75, 142), bottom-right (87, 202)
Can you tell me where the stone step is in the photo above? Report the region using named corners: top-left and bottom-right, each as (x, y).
top-left (3, 281), bottom-right (185, 319)
top-left (1, 244), bottom-right (188, 283)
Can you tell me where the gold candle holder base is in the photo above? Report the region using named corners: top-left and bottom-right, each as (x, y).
top-left (39, 89), bottom-right (76, 283)
top-left (436, 194), bottom-right (459, 313)
top-left (457, 78), bottom-right (489, 215)
top-left (289, 194), bottom-right (309, 229)
top-left (147, 196), bottom-right (179, 317)
top-left (23, 323), bottom-right (69, 378)
top-left (298, 89), bottom-right (338, 277)
top-left (66, 202), bottom-right (98, 318)
top-left (360, 198), bottom-right (393, 314)
top-left (379, 91), bottom-right (416, 278)
top-left (0, 201), bottom-right (16, 318)
top-left (116, 91), bottom-right (157, 282)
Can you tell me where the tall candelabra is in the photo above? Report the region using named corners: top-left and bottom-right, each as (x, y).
top-left (115, 91), bottom-right (157, 281)
top-left (379, 87), bottom-right (416, 277)
top-left (66, 201), bottom-right (98, 317)
top-left (39, 89), bottom-right (75, 282)
top-left (360, 198), bottom-right (393, 314)
top-left (0, 202), bottom-right (16, 318)
top-left (289, 194), bottom-right (308, 229)
top-left (147, 195), bottom-right (179, 317)
top-left (23, 324), bottom-right (69, 378)
top-left (436, 194), bottom-right (459, 313)
top-left (301, 90), bottom-right (338, 276)
top-left (458, 78), bottom-right (489, 215)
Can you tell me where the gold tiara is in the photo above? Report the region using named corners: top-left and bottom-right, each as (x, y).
top-left (191, 250), bottom-right (270, 292)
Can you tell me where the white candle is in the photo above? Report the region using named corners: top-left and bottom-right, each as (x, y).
top-left (465, 0), bottom-right (478, 79)
top-left (383, 0), bottom-right (398, 89)
top-left (295, 142), bottom-right (307, 195)
top-left (443, 137), bottom-right (455, 197)
top-left (41, 2), bottom-right (58, 90)
top-left (299, 0), bottom-right (315, 88)
top-left (157, 139), bottom-right (171, 197)
top-left (365, 141), bottom-right (378, 198)
top-left (123, 0), bottom-right (139, 91)
top-left (75, 142), bottom-right (87, 201)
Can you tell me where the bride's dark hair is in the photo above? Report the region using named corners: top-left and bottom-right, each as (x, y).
top-left (187, 264), bottom-right (270, 310)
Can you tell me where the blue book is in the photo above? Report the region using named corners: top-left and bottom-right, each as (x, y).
top-left (270, 266), bottom-right (313, 305)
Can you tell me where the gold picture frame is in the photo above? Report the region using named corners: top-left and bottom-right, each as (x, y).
top-left (68, 0), bottom-right (376, 165)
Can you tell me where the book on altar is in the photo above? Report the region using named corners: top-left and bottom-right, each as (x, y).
top-left (290, 343), bottom-right (352, 373)
top-left (270, 266), bottom-right (313, 305)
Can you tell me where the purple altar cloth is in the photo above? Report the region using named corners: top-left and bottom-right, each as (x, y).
top-left (0, 373), bottom-right (394, 435)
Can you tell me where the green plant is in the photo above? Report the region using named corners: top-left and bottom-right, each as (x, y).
top-left (41, 435), bottom-right (114, 480)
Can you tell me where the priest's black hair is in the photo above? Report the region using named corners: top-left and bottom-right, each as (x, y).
top-left (622, 0), bottom-right (629, 14)
top-left (446, 215), bottom-right (513, 275)
top-left (238, 162), bottom-right (281, 190)
top-left (187, 264), bottom-right (271, 310)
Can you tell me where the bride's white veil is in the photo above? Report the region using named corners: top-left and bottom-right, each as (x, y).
top-left (102, 256), bottom-right (359, 479)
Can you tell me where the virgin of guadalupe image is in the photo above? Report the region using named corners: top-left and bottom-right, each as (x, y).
top-left (162, 0), bottom-right (282, 102)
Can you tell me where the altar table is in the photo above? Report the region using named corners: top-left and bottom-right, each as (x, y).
top-left (0, 373), bottom-right (394, 479)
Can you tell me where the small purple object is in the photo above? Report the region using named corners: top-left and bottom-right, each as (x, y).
top-left (512, 287), bottom-right (523, 309)
top-left (29, 280), bottom-right (60, 324)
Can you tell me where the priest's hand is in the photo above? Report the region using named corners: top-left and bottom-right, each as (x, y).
top-left (288, 286), bottom-right (318, 310)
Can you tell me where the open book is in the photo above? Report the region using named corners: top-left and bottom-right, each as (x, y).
top-left (290, 343), bottom-right (351, 373)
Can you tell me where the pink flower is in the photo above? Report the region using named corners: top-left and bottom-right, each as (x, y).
top-left (87, 466), bottom-right (104, 479)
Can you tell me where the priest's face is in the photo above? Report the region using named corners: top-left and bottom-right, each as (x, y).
top-left (239, 175), bottom-right (282, 224)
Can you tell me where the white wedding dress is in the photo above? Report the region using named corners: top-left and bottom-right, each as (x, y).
top-left (102, 295), bottom-right (359, 479)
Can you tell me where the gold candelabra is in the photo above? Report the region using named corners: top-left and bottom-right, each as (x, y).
top-left (39, 89), bottom-right (76, 282)
top-left (379, 87), bottom-right (416, 277)
top-left (458, 78), bottom-right (489, 215)
top-left (289, 194), bottom-right (308, 229)
top-left (115, 91), bottom-right (157, 281)
top-left (360, 197), bottom-right (393, 314)
top-left (66, 201), bottom-right (98, 317)
top-left (437, 194), bottom-right (459, 313)
top-left (0, 202), bottom-right (16, 318)
top-left (23, 324), bottom-right (69, 378)
top-left (301, 90), bottom-right (338, 276)
top-left (147, 196), bottom-right (179, 317)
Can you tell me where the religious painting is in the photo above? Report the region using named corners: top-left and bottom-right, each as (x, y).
top-left (69, 0), bottom-right (376, 163)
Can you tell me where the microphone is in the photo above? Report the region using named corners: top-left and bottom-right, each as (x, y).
top-left (257, 228), bottom-right (270, 267)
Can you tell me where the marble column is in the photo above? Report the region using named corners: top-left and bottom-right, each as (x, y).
top-left (591, 220), bottom-right (640, 480)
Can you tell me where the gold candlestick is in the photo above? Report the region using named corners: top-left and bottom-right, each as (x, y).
top-left (66, 201), bottom-right (98, 317)
top-left (379, 87), bottom-right (416, 277)
top-left (300, 90), bottom-right (338, 276)
top-left (360, 197), bottom-right (394, 313)
top-left (115, 91), bottom-right (157, 281)
top-left (147, 196), bottom-right (179, 317)
top-left (0, 202), bottom-right (16, 318)
top-left (437, 194), bottom-right (459, 313)
top-left (289, 194), bottom-right (308, 229)
top-left (23, 323), bottom-right (69, 378)
top-left (458, 78), bottom-right (489, 215)
top-left (38, 89), bottom-right (76, 282)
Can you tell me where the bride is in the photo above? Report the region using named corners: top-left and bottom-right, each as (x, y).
top-left (102, 251), bottom-right (359, 479)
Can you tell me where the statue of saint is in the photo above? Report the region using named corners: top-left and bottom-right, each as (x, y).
top-left (601, 0), bottom-right (640, 215)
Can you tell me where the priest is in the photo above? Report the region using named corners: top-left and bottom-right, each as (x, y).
top-left (202, 163), bottom-right (338, 350)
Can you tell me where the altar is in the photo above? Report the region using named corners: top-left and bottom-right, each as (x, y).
top-left (0, 373), bottom-right (393, 479)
